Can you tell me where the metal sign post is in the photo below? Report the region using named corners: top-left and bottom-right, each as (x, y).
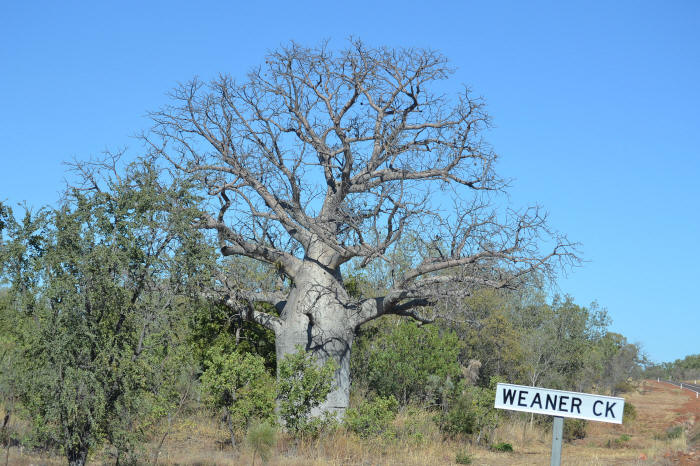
top-left (494, 383), bottom-right (625, 464)
top-left (550, 416), bottom-right (563, 466)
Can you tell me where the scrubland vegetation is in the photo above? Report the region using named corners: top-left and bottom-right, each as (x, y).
top-left (645, 353), bottom-right (700, 382)
top-left (1, 378), bottom-right (697, 465)
top-left (0, 41), bottom-right (695, 464)
top-left (0, 202), bottom-right (653, 465)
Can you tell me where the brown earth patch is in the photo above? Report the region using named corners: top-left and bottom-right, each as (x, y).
top-left (661, 380), bottom-right (699, 465)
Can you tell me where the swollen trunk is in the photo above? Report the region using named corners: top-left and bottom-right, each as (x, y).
top-left (275, 264), bottom-right (355, 417)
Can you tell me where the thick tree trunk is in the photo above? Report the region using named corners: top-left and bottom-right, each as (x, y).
top-left (274, 312), bottom-right (354, 417)
top-left (274, 260), bottom-right (355, 418)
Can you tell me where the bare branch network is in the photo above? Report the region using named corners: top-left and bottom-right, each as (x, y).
top-left (145, 40), bottom-right (578, 327)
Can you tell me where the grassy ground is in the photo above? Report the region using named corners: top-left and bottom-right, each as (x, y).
top-left (3, 380), bottom-right (698, 465)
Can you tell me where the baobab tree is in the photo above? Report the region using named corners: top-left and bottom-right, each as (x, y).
top-left (147, 40), bottom-right (577, 416)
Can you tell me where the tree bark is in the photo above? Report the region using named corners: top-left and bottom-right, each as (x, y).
top-left (273, 260), bottom-right (354, 417)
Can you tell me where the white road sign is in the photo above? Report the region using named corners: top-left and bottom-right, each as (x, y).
top-left (494, 383), bottom-right (624, 424)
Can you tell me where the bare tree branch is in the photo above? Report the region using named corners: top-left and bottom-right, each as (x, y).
top-left (149, 40), bottom-right (579, 331)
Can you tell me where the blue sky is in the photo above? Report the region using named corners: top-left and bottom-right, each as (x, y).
top-left (1, 1), bottom-right (698, 363)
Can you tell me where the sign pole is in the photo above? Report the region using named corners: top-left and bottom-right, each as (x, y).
top-left (550, 416), bottom-right (563, 466)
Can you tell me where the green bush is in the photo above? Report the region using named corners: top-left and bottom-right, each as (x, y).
top-left (435, 382), bottom-right (499, 443)
top-left (391, 407), bottom-right (440, 445)
top-left (435, 392), bottom-right (475, 437)
top-left (653, 424), bottom-right (685, 441)
top-left (666, 425), bottom-right (684, 440)
top-left (490, 441), bottom-right (513, 452)
top-left (200, 346), bottom-right (276, 437)
top-left (563, 418), bottom-right (587, 442)
top-left (455, 451), bottom-right (473, 464)
top-left (276, 347), bottom-right (337, 436)
top-left (623, 402), bottom-right (637, 424)
top-left (247, 420), bottom-right (277, 465)
top-left (351, 320), bottom-right (463, 406)
top-left (344, 395), bottom-right (398, 438)
top-left (613, 380), bottom-right (635, 394)
top-left (607, 434), bottom-right (631, 448)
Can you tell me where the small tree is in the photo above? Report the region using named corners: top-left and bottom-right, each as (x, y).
top-left (595, 332), bottom-right (644, 395)
top-left (0, 161), bottom-right (207, 465)
top-left (200, 347), bottom-right (275, 449)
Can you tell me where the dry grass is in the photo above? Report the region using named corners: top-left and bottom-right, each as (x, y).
top-left (147, 386), bottom-right (692, 466)
top-left (5, 380), bottom-right (697, 465)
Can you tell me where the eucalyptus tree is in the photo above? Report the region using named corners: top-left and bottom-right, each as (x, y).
top-left (147, 40), bottom-right (577, 415)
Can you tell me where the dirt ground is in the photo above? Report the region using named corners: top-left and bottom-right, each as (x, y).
top-left (448, 380), bottom-right (697, 465)
top-left (570, 380), bottom-right (699, 465)
top-left (665, 380), bottom-right (700, 465)
top-left (461, 380), bottom-right (699, 465)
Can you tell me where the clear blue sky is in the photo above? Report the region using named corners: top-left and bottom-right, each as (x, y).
top-left (1, 1), bottom-right (698, 363)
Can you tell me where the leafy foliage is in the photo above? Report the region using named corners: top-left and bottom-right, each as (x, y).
top-left (448, 289), bottom-right (644, 397)
top-left (344, 395), bottom-right (399, 438)
top-left (0, 162), bottom-right (206, 464)
top-left (490, 441), bottom-right (513, 452)
top-left (563, 419), bottom-right (587, 442)
top-left (664, 425), bottom-right (685, 440)
top-left (200, 346), bottom-right (275, 441)
top-left (645, 353), bottom-right (700, 380)
top-left (352, 320), bottom-right (463, 406)
top-left (454, 290), bottom-right (526, 386)
top-left (276, 347), bottom-right (336, 436)
top-left (189, 300), bottom-right (277, 372)
top-left (455, 451), bottom-right (473, 464)
top-left (623, 402), bottom-right (637, 425)
top-left (435, 378), bottom-right (501, 444)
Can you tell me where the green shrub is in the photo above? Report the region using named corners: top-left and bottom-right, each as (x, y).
top-left (653, 425), bottom-right (685, 441)
top-left (607, 434), bottom-right (631, 448)
top-left (613, 380), bottom-right (635, 394)
top-left (623, 402), bottom-right (637, 424)
top-left (490, 441), bottom-right (513, 452)
top-left (665, 425), bottom-right (684, 440)
top-left (200, 346), bottom-right (276, 442)
top-left (392, 407), bottom-right (440, 445)
top-left (455, 451), bottom-right (473, 464)
top-left (351, 321), bottom-right (463, 406)
top-left (276, 347), bottom-right (337, 436)
top-left (436, 392), bottom-right (475, 437)
top-left (344, 395), bottom-right (398, 438)
top-left (247, 420), bottom-right (277, 465)
top-left (435, 381), bottom-right (499, 443)
top-left (563, 418), bottom-right (587, 442)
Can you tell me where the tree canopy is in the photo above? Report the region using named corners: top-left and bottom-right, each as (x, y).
top-left (0, 162), bottom-right (207, 465)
